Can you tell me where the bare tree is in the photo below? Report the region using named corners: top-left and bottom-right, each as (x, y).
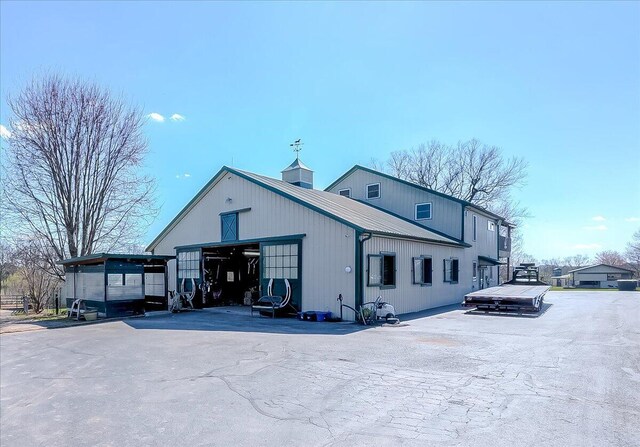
top-left (373, 139), bottom-right (529, 265)
top-left (2, 75), bottom-right (156, 278)
top-left (13, 240), bottom-right (61, 313)
top-left (562, 254), bottom-right (591, 269)
top-left (594, 250), bottom-right (626, 266)
top-left (0, 241), bottom-right (17, 295)
top-left (624, 229), bottom-right (640, 277)
top-left (376, 139), bottom-right (528, 212)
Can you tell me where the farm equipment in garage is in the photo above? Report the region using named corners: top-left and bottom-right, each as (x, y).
top-left (337, 294), bottom-right (400, 325)
top-left (169, 278), bottom-right (197, 312)
top-left (462, 263), bottom-right (551, 312)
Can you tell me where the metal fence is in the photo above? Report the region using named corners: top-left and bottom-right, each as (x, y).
top-left (0, 292), bottom-right (64, 314)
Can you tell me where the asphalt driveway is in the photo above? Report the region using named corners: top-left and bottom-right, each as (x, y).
top-left (1, 291), bottom-right (639, 447)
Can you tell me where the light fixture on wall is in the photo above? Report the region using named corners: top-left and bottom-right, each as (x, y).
top-left (345, 266), bottom-right (352, 273)
top-left (225, 197), bottom-right (232, 204)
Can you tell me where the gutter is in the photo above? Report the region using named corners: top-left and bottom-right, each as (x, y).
top-left (355, 231), bottom-right (372, 309)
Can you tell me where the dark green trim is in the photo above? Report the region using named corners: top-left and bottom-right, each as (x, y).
top-left (147, 164), bottom-right (477, 253)
top-left (175, 234), bottom-right (307, 251)
top-left (227, 168), bottom-right (366, 233)
top-left (59, 253), bottom-right (174, 266)
top-left (326, 165), bottom-right (469, 205)
top-left (325, 165), bottom-right (512, 224)
top-left (219, 207), bottom-right (251, 216)
top-left (259, 239), bottom-right (303, 309)
top-left (355, 231), bottom-right (371, 309)
top-left (478, 255), bottom-right (504, 266)
top-left (355, 200), bottom-right (470, 247)
top-left (220, 212), bottom-right (239, 242)
top-left (147, 165), bottom-right (367, 252)
top-left (367, 251), bottom-right (397, 289)
top-left (146, 169), bottom-right (228, 252)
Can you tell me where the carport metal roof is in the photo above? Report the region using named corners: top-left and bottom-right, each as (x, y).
top-left (59, 253), bottom-right (175, 266)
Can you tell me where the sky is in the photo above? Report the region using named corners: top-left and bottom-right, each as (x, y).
top-left (1, 1), bottom-right (639, 261)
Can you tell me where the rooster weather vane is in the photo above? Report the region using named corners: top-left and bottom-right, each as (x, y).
top-left (290, 139), bottom-right (303, 160)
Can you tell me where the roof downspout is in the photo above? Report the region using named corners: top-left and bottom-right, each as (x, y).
top-left (355, 231), bottom-right (372, 309)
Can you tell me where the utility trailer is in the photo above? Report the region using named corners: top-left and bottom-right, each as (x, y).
top-left (462, 263), bottom-right (551, 312)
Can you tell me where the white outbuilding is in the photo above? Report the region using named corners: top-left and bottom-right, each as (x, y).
top-left (568, 264), bottom-right (634, 288)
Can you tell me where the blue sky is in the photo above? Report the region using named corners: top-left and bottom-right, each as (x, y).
top-left (1, 1), bottom-right (639, 260)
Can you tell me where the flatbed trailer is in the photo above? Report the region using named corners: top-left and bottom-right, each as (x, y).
top-left (462, 263), bottom-right (551, 312)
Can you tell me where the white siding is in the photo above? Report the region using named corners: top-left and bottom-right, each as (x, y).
top-left (152, 172), bottom-right (356, 315)
top-left (327, 170), bottom-right (463, 240)
top-left (362, 236), bottom-right (476, 314)
top-left (464, 210), bottom-right (499, 258)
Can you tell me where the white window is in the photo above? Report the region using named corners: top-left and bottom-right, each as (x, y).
top-left (472, 215), bottom-right (477, 241)
top-left (262, 243), bottom-right (299, 279)
top-left (472, 261), bottom-right (477, 281)
top-left (366, 183), bottom-right (380, 199)
top-left (443, 258), bottom-right (459, 283)
top-left (125, 273), bottom-right (142, 286)
top-left (488, 221), bottom-right (495, 231)
top-left (178, 250), bottom-right (201, 279)
top-left (108, 274), bottom-right (123, 286)
top-left (413, 256), bottom-right (433, 285)
top-left (415, 203), bottom-right (432, 220)
top-left (338, 188), bottom-right (351, 198)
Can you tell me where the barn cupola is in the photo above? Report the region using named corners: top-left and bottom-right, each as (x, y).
top-left (281, 139), bottom-right (313, 189)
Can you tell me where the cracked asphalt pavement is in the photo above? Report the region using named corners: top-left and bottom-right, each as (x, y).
top-left (1, 290), bottom-right (639, 446)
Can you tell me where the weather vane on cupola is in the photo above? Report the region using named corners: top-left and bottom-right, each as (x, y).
top-left (290, 139), bottom-right (303, 160)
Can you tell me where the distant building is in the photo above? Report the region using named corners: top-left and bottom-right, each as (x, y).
top-left (550, 274), bottom-right (570, 287)
top-left (568, 264), bottom-right (634, 288)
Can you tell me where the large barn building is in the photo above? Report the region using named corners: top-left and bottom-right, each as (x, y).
top-left (142, 159), bottom-right (513, 319)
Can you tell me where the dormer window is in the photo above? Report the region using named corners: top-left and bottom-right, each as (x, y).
top-left (415, 203), bottom-right (432, 220)
top-left (366, 183), bottom-right (380, 199)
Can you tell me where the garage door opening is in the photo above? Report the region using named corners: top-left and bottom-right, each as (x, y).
top-left (200, 243), bottom-right (261, 307)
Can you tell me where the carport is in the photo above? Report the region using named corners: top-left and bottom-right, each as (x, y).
top-left (60, 253), bottom-right (175, 317)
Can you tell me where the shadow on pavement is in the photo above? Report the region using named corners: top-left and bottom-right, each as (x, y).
top-left (398, 304), bottom-right (463, 322)
top-left (463, 302), bottom-right (553, 318)
top-left (123, 308), bottom-right (371, 336)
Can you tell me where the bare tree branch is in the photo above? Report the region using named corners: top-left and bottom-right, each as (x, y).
top-left (2, 74), bottom-right (157, 279)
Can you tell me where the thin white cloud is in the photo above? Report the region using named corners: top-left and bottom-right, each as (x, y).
top-left (0, 124), bottom-right (11, 139)
top-left (583, 225), bottom-right (607, 231)
top-left (170, 114), bottom-right (186, 122)
top-left (574, 243), bottom-right (602, 250)
top-left (591, 216), bottom-right (606, 222)
top-left (175, 173), bottom-right (191, 179)
top-left (625, 217), bottom-right (640, 222)
top-left (147, 113), bottom-right (165, 122)
top-left (184, 173), bottom-right (191, 177)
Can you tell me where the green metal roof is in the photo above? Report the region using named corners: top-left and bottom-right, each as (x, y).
top-left (59, 253), bottom-right (175, 266)
top-left (146, 166), bottom-right (468, 252)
